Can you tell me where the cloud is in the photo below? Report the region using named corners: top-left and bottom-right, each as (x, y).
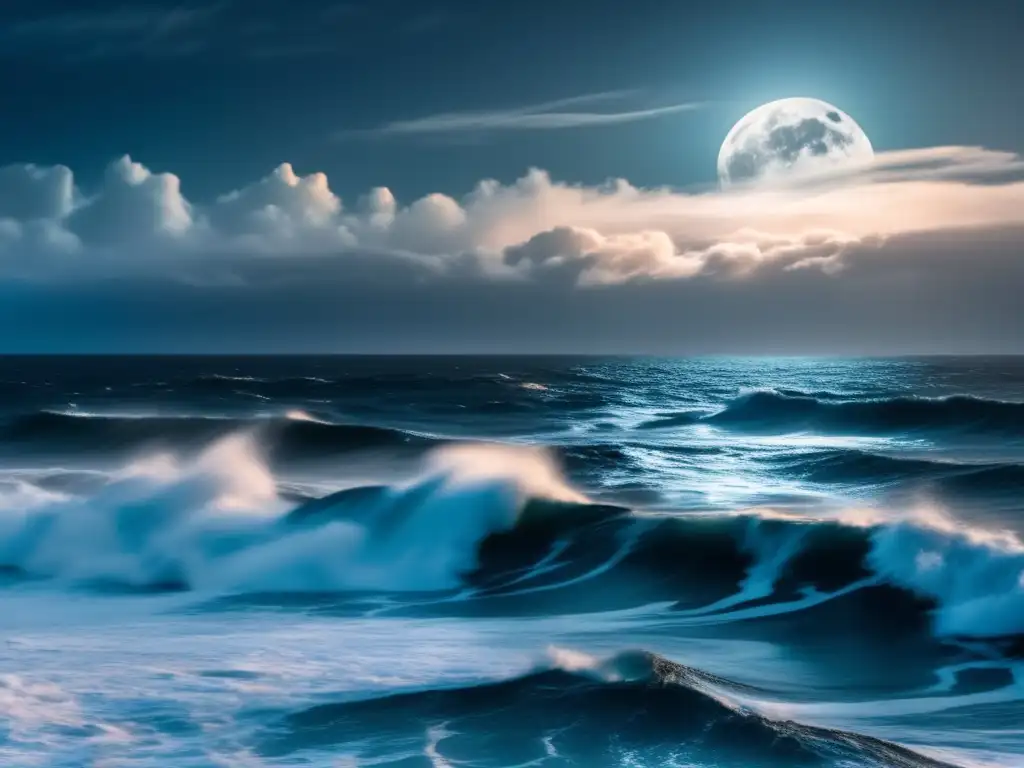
top-left (4, 5), bottom-right (224, 59)
top-left (211, 163), bottom-right (347, 250)
top-left (501, 225), bottom-right (875, 285)
top-left (69, 155), bottom-right (193, 248)
top-left (3, 145), bottom-right (1023, 276)
top-left (342, 91), bottom-right (705, 137)
top-left (0, 145), bottom-right (1022, 352)
top-left (0, 164), bottom-right (75, 221)
top-left (18, 7), bottom-right (212, 37)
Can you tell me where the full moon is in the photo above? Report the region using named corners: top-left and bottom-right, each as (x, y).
top-left (717, 97), bottom-right (873, 188)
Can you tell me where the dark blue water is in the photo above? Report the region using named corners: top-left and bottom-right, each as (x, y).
top-left (1, 356), bottom-right (1022, 767)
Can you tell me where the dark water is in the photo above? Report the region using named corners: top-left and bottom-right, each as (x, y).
top-left (1, 356), bottom-right (1023, 767)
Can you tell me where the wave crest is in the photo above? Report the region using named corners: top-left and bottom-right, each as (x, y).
top-left (2, 433), bottom-right (1022, 642)
top-left (266, 649), bottom-right (953, 768)
top-left (708, 390), bottom-right (1024, 436)
top-left (0, 437), bottom-right (586, 594)
top-left (0, 409), bottom-right (437, 460)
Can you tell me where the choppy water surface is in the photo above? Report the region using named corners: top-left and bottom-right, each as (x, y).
top-left (2, 356), bottom-right (1023, 767)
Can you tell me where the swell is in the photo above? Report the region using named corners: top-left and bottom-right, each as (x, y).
top-left (0, 410), bottom-right (438, 459)
top-left (705, 390), bottom-right (1024, 437)
top-left (264, 650), bottom-right (955, 768)
top-left (177, 370), bottom-right (612, 412)
top-left (767, 448), bottom-right (1024, 495)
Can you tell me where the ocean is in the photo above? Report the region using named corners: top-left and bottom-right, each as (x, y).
top-left (1, 355), bottom-right (1022, 767)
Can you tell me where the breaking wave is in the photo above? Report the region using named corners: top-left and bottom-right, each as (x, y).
top-left (767, 448), bottom-right (1024, 495)
top-left (1, 434), bottom-right (1022, 643)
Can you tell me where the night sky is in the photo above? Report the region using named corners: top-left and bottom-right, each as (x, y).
top-left (0, 0), bottom-right (1021, 353)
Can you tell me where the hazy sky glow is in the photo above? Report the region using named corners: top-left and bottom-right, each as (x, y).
top-left (0, 0), bottom-right (1022, 353)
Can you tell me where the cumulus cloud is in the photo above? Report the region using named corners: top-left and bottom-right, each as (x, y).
top-left (0, 143), bottom-right (1022, 353)
top-left (0, 145), bottom-right (1019, 281)
top-left (504, 226), bottom-right (702, 284)
top-left (210, 163), bottom-right (350, 251)
top-left (69, 155), bottom-right (193, 248)
top-left (0, 164), bottom-right (75, 222)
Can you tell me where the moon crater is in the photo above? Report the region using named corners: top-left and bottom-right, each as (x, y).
top-left (718, 98), bottom-right (873, 188)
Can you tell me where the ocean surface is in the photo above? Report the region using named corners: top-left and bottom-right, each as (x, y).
top-left (2, 355), bottom-right (1023, 768)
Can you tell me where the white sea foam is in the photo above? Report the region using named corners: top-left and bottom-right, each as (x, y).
top-left (284, 409), bottom-right (330, 424)
top-left (2, 429), bottom-right (1023, 639)
top-left (752, 504), bottom-right (1024, 637)
top-left (0, 436), bottom-right (585, 594)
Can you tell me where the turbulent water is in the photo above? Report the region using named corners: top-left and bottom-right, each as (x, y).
top-left (2, 356), bottom-right (1023, 768)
